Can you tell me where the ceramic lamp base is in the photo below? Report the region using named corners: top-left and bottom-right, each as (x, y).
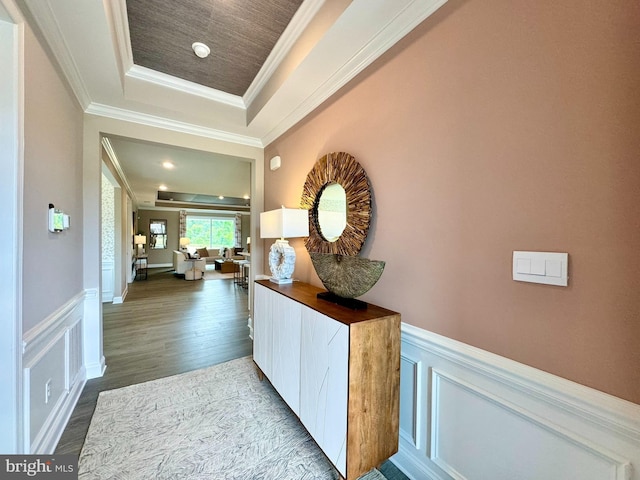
top-left (268, 239), bottom-right (296, 283)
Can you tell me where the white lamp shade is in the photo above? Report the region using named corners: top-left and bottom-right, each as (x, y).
top-left (179, 237), bottom-right (191, 247)
top-left (134, 235), bottom-right (146, 245)
top-left (260, 208), bottom-right (309, 239)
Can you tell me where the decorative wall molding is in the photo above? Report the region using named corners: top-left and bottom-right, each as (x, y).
top-left (23, 291), bottom-right (85, 358)
top-left (20, 0), bottom-right (91, 109)
top-left (101, 137), bottom-right (136, 204)
top-left (392, 324), bottom-right (640, 480)
top-left (101, 260), bottom-right (114, 303)
top-left (260, 0), bottom-right (449, 145)
top-left (22, 293), bottom-right (85, 453)
top-left (127, 65), bottom-right (245, 108)
top-left (85, 103), bottom-right (263, 148)
top-left (244, 0), bottom-right (325, 106)
top-left (83, 288), bottom-right (106, 379)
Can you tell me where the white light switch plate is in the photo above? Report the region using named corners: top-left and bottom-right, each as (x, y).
top-left (513, 251), bottom-right (568, 286)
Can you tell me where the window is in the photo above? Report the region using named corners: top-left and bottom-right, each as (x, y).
top-left (186, 216), bottom-right (235, 249)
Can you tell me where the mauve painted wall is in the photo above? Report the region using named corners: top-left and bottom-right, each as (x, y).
top-left (22, 25), bottom-right (84, 332)
top-left (264, 0), bottom-right (640, 404)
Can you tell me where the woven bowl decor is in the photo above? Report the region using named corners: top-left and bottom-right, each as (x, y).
top-left (300, 152), bottom-right (371, 256)
top-left (310, 253), bottom-right (385, 299)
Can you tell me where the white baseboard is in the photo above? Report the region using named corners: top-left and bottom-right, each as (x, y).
top-left (85, 356), bottom-right (106, 379)
top-left (393, 324), bottom-right (640, 480)
top-left (30, 368), bottom-right (85, 454)
top-left (22, 292), bottom-right (87, 453)
top-left (112, 284), bottom-right (128, 304)
top-left (148, 262), bottom-right (172, 268)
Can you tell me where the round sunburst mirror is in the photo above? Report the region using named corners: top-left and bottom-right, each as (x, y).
top-left (300, 152), bottom-right (371, 255)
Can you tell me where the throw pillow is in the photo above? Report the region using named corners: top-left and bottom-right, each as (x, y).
top-left (197, 248), bottom-right (209, 258)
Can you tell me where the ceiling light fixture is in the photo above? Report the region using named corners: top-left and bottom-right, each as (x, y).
top-left (162, 161), bottom-right (174, 169)
top-left (192, 42), bottom-right (210, 59)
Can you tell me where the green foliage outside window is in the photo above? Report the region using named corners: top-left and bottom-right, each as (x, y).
top-left (186, 217), bottom-right (235, 249)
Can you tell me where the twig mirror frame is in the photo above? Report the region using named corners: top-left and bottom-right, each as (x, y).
top-left (300, 152), bottom-right (371, 255)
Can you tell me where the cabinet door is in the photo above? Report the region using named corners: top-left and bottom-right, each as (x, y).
top-left (271, 292), bottom-right (301, 414)
top-left (300, 306), bottom-right (349, 477)
top-left (253, 283), bottom-right (273, 378)
top-left (253, 284), bottom-right (302, 415)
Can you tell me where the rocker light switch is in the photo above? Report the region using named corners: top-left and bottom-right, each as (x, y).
top-left (513, 251), bottom-right (568, 286)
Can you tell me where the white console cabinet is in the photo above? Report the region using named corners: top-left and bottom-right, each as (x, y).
top-left (253, 280), bottom-right (400, 480)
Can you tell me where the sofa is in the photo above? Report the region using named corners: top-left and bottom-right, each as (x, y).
top-left (173, 250), bottom-right (206, 275)
top-left (193, 247), bottom-right (245, 266)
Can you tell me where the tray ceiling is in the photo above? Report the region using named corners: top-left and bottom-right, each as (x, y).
top-left (127, 0), bottom-right (303, 96)
top-left (21, 0), bottom-right (448, 207)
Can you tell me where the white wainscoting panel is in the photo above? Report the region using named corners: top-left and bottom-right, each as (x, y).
top-left (392, 324), bottom-right (639, 480)
top-left (101, 260), bottom-right (114, 303)
top-left (22, 292), bottom-right (86, 453)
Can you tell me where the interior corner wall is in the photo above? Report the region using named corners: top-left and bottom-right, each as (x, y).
top-left (19, 9), bottom-right (86, 453)
top-left (22, 17), bottom-right (83, 333)
top-left (263, 0), bottom-right (640, 404)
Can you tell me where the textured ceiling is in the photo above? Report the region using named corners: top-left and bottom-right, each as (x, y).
top-left (126, 0), bottom-right (304, 96)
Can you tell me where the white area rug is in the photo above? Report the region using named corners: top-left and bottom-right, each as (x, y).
top-left (79, 357), bottom-right (386, 480)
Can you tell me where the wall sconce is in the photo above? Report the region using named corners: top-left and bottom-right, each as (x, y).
top-left (260, 207), bottom-right (309, 284)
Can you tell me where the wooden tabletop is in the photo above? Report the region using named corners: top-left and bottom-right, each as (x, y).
top-left (255, 279), bottom-right (399, 325)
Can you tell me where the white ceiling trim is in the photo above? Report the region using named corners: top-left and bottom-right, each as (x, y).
top-left (243, 0), bottom-right (325, 107)
top-left (260, 0), bottom-right (449, 145)
top-left (127, 65), bottom-right (245, 108)
top-left (86, 102), bottom-right (263, 148)
top-left (21, 0), bottom-right (91, 109)
top-left (103, 0), bottom-right (132, 86)
top-left (105, 0), bottom-right (246, 110)
top-left (101, 137), bottom-right (137, 204)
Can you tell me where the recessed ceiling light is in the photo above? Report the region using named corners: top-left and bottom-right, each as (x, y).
top-left (192, 42), bottom-right (210, 59)
top-left (162, 161), bottom-right (174, 169)
top-left (159, 185), bottom-right (168, 191)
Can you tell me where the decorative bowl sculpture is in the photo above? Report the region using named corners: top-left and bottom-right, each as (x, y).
top-left (310, 252), bottom-right (385, 300)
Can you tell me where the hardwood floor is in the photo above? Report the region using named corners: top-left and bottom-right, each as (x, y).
top-left (54, 267), bottom-right (409, 479)
top-left (55, 267), bottom-right (252, 456)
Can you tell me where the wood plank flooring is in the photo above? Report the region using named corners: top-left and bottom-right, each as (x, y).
top-left (54, 267), bottom-right (409, 480)
top-left (55, 267), bottom-right (252, 456)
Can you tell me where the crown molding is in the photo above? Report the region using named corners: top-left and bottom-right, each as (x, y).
top-left (260, 0), bottom-right (448, 145)
top-left (20, 0), bottom-right (91, 109)
top-left (103, 0), bottom-right (132, 86)
top-left (244, 0), bottom-right (325, 106)
top-left (126, 65), bottom-right (246, 109)
top-left (101, 137), bottom-right (137, 204)
top-left (86, 102), bottom-right (263, 148)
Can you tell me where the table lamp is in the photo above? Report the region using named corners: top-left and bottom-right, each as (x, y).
top-left (179, 237), bottom-right (191, 251)
top-left (134, 235), bottom-right (146, 256)
top-left (260, 207), bottom-right (309, 284)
